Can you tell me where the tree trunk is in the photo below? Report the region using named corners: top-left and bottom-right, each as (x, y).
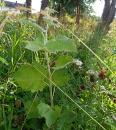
top-left (56, 0), bottom-right (64, 18)
top-left (101, 0), bottom-right (116, 31)
top-left (57, 3), bottom-right (61, 17)
top-left (76, 0), bottom-right (80, 25)
top-left (41, 0), bottom-right (49, 10)
top-left (26, 0), bottom-right (31, 18)
top-left (37, 0), bottom-right (49, 24)
top-left (78, 0), bottom-right (116, 69)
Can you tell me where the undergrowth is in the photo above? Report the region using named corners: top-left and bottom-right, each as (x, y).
top-left (0, 11), bottom-right (116, 130)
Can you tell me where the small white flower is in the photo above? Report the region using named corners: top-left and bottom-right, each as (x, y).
top-left (87, 70), bottom-right (98, 78)
top-left (87, 70), bottom-right (95, 75)
top-left (100, 86), bottom-right (106, 91)
top-left (73, 59), bottom-right (83, 67)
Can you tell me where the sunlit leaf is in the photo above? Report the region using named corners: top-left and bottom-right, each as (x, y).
top-left (13, 63), bottom-right (47, 92)
top-left (46, 35), bottom-right (76, 53)
top-left (25, 35), bottom-right (76, 53)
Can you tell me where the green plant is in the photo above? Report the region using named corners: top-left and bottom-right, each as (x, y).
top-left (0, 12), bottom-right (115, 130)
top-left (13, 19), bottom-right (77, 129)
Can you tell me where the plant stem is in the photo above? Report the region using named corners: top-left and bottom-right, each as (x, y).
top-left (44, 24), bottom-right (54, 107)
top-left (45, 51), bottom-right (54, 107)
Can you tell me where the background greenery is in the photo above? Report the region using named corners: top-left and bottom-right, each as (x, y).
top-left (0, 1), bottom-right (116, 130)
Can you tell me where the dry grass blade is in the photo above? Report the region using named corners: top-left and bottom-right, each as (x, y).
top-left (0, 14), bottom-right (9, 34)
